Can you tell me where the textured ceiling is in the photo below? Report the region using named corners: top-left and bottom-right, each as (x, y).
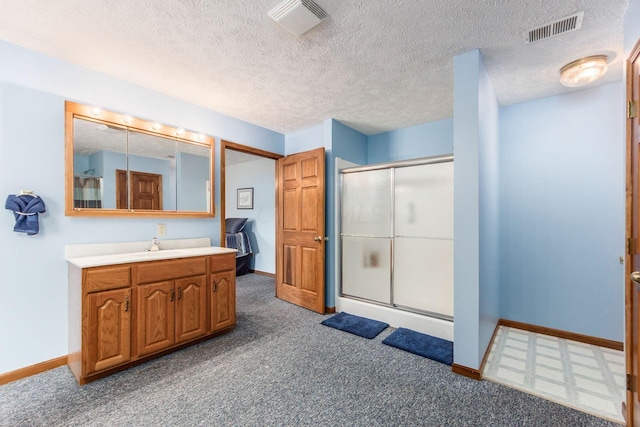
top-left (0, 0), bottom-right (629, 135)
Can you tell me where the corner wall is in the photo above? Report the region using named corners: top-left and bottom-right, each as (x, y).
top-left (453, 49), bottom-right (500, 369)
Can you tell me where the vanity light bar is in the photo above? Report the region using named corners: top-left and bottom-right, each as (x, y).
top-left (64, 101), bottom-right (214, 146)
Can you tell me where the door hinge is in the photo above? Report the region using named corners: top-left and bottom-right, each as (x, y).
top-left (629, 101), bottom-right (638, 119)
top-left (627, 373), bottom-right (635, 392)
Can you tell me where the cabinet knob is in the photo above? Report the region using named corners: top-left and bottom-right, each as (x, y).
top-left (213, 280), bottom-right (218, 292)
top-left (170, 288), bottom-right (175, 302)
top-left (177, 287), bottom-right (182, 300)
top-left (124, 296), bottom-right (129, 312)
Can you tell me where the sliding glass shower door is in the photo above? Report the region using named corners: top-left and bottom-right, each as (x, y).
top-left (341, 168), bottom-right (392, 304)
top-left (393, 162), bottom-right (453, 318)
top-left (340, 156), bottom-right (454, 320)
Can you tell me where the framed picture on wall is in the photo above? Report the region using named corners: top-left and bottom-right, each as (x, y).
top-left (237, 187), bottom-right (254, 209)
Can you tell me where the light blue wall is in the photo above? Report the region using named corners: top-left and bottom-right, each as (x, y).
top-left (177, 152), bottom-right (209, 212)
top-left (0, 41), bottom-right (283, 375)
top-left (478, 56), bottom-right (501, 363)
top-left (453, 49), bottom-right (482, 369)
top-left (326, 120), bottom-right (368, 307)
top-left (94, 150), bottom-right (126, 209)
top-left (284, 123), bottom-right (324, 155)
top-left (367, 118), bottom-right (454, 163)
top-left (499, 82), bottom-right (624, 341)
top-left (225, 157), bottom-right (277, 274)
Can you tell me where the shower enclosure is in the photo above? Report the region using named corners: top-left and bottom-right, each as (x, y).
top-left (340, 155), bottom-right (454, 322)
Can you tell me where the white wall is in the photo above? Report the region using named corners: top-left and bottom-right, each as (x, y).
top-left (225, 157), bottom-right (276, 274)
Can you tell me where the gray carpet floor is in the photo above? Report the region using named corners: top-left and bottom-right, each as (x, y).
top-left (0, 274), bottom-right (618, 426)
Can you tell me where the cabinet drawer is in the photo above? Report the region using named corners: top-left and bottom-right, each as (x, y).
top-left (85, 266), bottom-right (131, 293)
top-left (210, 253), bottom-right (236, 273)
top-left (136, 257), bottom-right (206, 283)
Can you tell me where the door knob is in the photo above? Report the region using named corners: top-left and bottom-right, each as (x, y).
top-left (631, 271), bottom-right (640, 283)
top-left (314, 236), bottom-right (322, 242)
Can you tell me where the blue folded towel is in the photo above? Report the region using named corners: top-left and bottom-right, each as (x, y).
top-left (5, 194), bottom-right (46, 235)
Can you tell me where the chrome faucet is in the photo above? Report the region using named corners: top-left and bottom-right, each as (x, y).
top-left (149, 236), bottom-right (160, 252)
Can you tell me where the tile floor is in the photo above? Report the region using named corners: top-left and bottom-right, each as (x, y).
top-left (483, 326), bottom-right (626, 424)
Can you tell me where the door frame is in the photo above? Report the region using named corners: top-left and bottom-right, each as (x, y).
top-left (625, 38), bottom-right (640, 426)
top-left (219, 140), bottom-right (283, 270)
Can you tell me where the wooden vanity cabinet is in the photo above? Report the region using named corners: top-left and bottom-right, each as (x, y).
top-left (210, 253), bottom-right (236, 332)
top-left (67, 264), bottom-right (133, 379)
top-left (86, 286), bottom-right (132, 375)
top-left (68, 253), bottom-right (235, 385)
top-left (136, 275), bottom-right (208, 356)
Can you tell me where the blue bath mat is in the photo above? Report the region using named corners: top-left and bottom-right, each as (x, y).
top-left (382, 328), bottom-right (453, 365)
top-left (321, 312), bottom-right (389, 339)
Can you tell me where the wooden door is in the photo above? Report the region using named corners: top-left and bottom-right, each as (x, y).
top-left (175, 275), bottom-right (207, 343)
top-left (86, 288), bottom-right (131, 374)
top-left (116, 170), bottom-right (163, 210)
top-left (116, 169), bottom-right (127, 209)
top-left (276, 147), bottom-right (326, 314)
top-left (627, 39), bottom-right (640, 427)
top-left (210, 270), bottom-right (236, 332)
top-left (130, 171), bottom-right (163, 210)
top-left (137, 281), bottom-right (175, 356)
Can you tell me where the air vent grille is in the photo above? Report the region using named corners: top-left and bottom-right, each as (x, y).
top-left (525, 12), bottom-right (584, 43)
top-left (268, 0), bottom-right (328, 36)
top-left (301, 0), bottom-right (327, 19)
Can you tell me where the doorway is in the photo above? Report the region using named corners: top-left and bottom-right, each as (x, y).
top-left (220, 140), bottom-right (281, 277)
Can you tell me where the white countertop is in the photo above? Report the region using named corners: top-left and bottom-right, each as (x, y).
top-left (65, 238), bottom-right (236, 268)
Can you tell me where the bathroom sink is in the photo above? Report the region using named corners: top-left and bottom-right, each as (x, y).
top-left (66, 245), bottom-right (236, 268)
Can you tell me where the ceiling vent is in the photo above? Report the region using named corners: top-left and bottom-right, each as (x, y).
top-left (524, 12), bottom-right (584, 43)
top-left (268, 0), bottom-right (328, 36)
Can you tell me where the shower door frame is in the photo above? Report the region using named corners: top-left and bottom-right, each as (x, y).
top-left (339, 154), bottom-right (454, 322)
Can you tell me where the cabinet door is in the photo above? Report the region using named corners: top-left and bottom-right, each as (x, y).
top-left (137, 280), bottom-right (175, 356)
top-left (86, 288), bottom-right (131, 375)
top-left (210, 271), bottom-right (236, 332)
top-left (175, 275), bottom-right (207, 343)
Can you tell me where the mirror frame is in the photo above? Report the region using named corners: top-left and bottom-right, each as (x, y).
top-left (65, 101), bottom-right (215, 218)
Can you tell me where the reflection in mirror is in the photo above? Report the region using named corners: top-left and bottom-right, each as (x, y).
top-left (177, 142), bottom-right (211, 212)
top-left (73, 118), bottom-right (127, 209)
top-left (65, 101), bottom-right (215, 218)
top-left (125, 129), bottom-right (177, 210)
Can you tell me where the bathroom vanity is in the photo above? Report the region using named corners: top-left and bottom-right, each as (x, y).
top-left (66, 240), bottom-right (236, 385)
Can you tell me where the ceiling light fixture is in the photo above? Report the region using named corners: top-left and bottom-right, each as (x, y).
top-left (559, 55), bottom-right (608, 88)
top-left (268, 0), bottom-right (328, 36)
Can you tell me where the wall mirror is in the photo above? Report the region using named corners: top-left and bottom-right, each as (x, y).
top-left (65, 101), bottom-right (214, 217)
